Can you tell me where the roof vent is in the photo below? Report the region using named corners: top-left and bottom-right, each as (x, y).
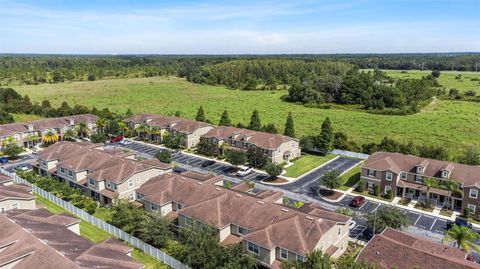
top-left (305, 216), bottom-right (314, 220)
top-left (376, 251), bottom-right (380, 255)
top-left (215, 187), bottom-right (221, 191)
top-left (281, 208), bottom-right (288, 212)
top-left (235, 194), bottom-right (241, 197)
top-left (257, 201), bottom-right (264, 204)
top-left (197, 182), bottom-right (203, 185)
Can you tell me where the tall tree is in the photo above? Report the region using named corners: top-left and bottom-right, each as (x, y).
top-left (139, 212), bottom-right (172, 248)
top-left (248, 109), bottom-right (261, 131)
top-left (196, 106), bottom-right (206, 122)
top-left (320, 169), bottom-right (341, 194)
top-left (226, 150), bottom-right (247, 167)
top-left (109, 199), bottom-right (147, 236)
top-left (316, 117), bottom-right (334, 155)
top-left (461, 147), bottom-right (480, 165)
top-left (218, 110), bottom-right (232, 126)
top-left (443, 225), bottom-right (480, 253)
top-left (367, 206), bottom-right (409, 233)
top-left (283, 112), bottom-right (295, 137)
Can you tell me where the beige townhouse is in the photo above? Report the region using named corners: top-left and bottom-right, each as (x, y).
top-left (361, 152), bottom-right (480, 218)
top-left (136, 172), bottom-right (350, 268)
top-left (34, 141), bottom-right (171, 205)
top-left (124, 113), bottom-right (214, 148)
top-left (357, 227), bottom-right (479, 269)
top-left (0, 208), bottom-right (143, 269)
top-left (0, 114), bottom-right (98, 149)
top-left (0, 183), bottom-right (35, 213)
top-left (201, 126), bottom-right (301, 164)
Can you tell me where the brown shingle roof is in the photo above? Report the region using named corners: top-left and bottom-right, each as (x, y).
top-left (203, 126), bottom-right (295, 150)
top-left (357, 228), bottom-right (479, 269)
top-left (0, 184), bottom-right (34, 202)
top-left (364, 152), bottom-right (480, 187)
top-left (124, 113), bottom-right (212, 134)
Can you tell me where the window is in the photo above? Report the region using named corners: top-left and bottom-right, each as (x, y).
top-left (247, 242), bottom-right (260, 255)
top-left (113, 184), bottom-right (117, 190)
top-left (442, 171), bottom-right (449, 178)
top-left (42, 161), bottom-right (47, 166)
top-left (137, 193), bottom-right (143, 199)
top-left (386, 172), bottom-right (393, 181)
top-left (238, 226), bottom-right (248, 235)
top-left (469, 189), bottom-right (478, 199)
top-left (136, 177), bottom-right (140, 183)
top-left (385, 186), bottom-right (392, 194)
top-left (468, 204), bottom-right (476, 213)
top-left (417, 167), bottom-right (423, 173)
top-left (68, 170), bottom-right (73, 177)
top-left (128, 179), bottom-right (134, 188)
top-left (128, 193), bottom-right (135, 201)
top-left (106, 181), bottom-right (111, 188)
top-left (338, 227), bottom-right (341, 236)
top-left (280, 248), bottom-right (288, 260)
top-left (89, 178), bottom-right (95, 186)
top-left (60, 168), bottom-right (65, 173)
top-left (415, 175), bottom-right (423, 183)
top-left (297, 255), bottom-right (305, 262)
top-left (400, 173), bottom-right (406, 180)
top-left (177, 203), bottom-right (184, 210)
top-left (11, 203), bottom-right (19, 210)
top-left (150, 203), bottom-right (157, 210)
top-left (367, 169), bottom-right (375, 177)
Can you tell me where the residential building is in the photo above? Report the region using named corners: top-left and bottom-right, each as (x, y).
top-left (0, 114), bottom-right (98, 149)
top-left (0, 208), bottom-right (143, 269)
top-left (124, 113), bottom-right (214, 148)
top-left (361, 152), bottom-right (480, 216)
top-left (356, 227), bottom-right (479, 269)
top-left (201, 126), bottom-right (301, 164)
top-left (136, 172), bottom-right (350, 268)
top-left (0, 183), bottom-right (35, 212)
top-left (34, 141), bottom-right (171, 205)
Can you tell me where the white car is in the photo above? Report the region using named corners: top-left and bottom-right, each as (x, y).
top-left (236, 166), bottom-right (253, 177)
top-left (119, 139), bottom-right (133, 146)
top-left (349, 220), bottom-right (356, 230)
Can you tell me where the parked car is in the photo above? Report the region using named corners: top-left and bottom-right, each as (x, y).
top-left (0, 157), bottom-right (8, 165)
top-left (110, 135), bottom-right (123, 143)
top-left (349, 220), bottom-right (357, 230)
top-left (236, 166), bottom-right (253, 177)
top-left (119, 139), bottom-right (132, 146)
top-left (201, 160), bottom-right (215, 167)
top-left (447, 217), bottom-right (473, 230)
top-left (15, 164), bottom-right (29, 171)
top-left (349, 196), bottom-right (366, 207)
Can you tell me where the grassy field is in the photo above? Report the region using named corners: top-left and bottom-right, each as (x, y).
top-left (11, 113), bottom-right (43, 122)
top-left (380, 70), bottom-right (480, 94)
top-left (283, 154), bottom-right (336, 178)
top-left (14, 76), bottom-right (480, 155)
top-left (338, 165), bottom-right (361, 191)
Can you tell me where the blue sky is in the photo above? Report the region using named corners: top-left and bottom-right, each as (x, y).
top-left (0, 0), bottom-right (479, 54)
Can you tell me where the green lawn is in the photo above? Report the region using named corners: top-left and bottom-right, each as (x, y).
top-left (13, 76), bottom-right (480, 156)
top-left (94, 207), bottom-right (112, 222)
top-left (380, 70), bottom-right (480, 94)
top-left (11, 113), bottom-right (44, 122)
top-left (338, 165), bottom-right (361, 191)
top-left (283, 154), bottom-right (336, 178)
top-left (131, 249), bottom-right (169, 269)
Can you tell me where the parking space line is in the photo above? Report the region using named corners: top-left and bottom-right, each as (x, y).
top-left (358, 201), bottom-right (367, 210)
top-left (372, 203), bottom-right (381, 212)
top-left (413, 215), bottom-right (422, 226)
top-left (430, 218), bottom-right (437, 230)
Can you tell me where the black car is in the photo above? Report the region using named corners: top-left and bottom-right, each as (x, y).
top-left (446, 217), bottom-right (473, 230)
top-left (201, 160), bottom-right (215, 167)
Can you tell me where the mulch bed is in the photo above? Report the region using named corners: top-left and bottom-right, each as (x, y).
top-left (263, 177), bottom-right (288, 183)
top-left (319, 189), bottom-right (343, 200)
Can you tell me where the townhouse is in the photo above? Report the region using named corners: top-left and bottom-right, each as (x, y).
top-left (201, 126), bottom-right (301, 164)
top-left (361, 152), bottom-right (480, 217)
top-left (34, 141), bottom-right (171, 205)
top-left (136, 172), bottom-right (350, 268)
top-left (356, 227), bottom-right (479, 269)
top-left (0, 182), bottom-right (35, 212)
top-left (0, 208), bottom-right (143, 269)
top-left (124, 113), bottom-right (214, 148)
top-left (0, 114), bottom-right (98, 149)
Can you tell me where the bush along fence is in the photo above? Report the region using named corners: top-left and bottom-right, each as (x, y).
top-left (0, 168), bottom-right (190, 269)
top-left (331, 149), bottom-right (369, 160)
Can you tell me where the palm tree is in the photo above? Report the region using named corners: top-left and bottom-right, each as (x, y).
top-left (2, 136), bottom-right (17, 146)
top-left (117, 121), bottom-right (128, 136)
top-left (444, 180), bottom-right (458, 210)
top-left (149, 126), bottom-right (161, 142)
top-left (423, 177), bottom-right (437, 207)
top-left (76, 122), bottom-right (89, 138)
top-left (42, 130), bottom-right (59, 145)
top-left (443, 225), bottom-right (480, 253)
top-left (135, 124), bottom-right (149, 140)
top-left (96, 119), bottom-right (107, 134)
top-left (63, 129), bottom-right (77, 141)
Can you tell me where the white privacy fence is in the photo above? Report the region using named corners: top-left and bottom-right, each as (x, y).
top-left (1, 169), bottom-right (190, 269)
top-left (331, 149), bottom-right (369, 160)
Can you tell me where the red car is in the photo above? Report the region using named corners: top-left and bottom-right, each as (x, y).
top-left (350, 196), bottom-right (366, 207)
top-left (110, 135), bottom-right (124, 143)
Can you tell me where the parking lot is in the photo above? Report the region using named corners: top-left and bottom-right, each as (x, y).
top-left (114, 141), bottom-right (269, 182)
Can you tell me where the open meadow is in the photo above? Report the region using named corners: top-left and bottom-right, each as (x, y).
top-left (14, 76), bottom-right (480, 155)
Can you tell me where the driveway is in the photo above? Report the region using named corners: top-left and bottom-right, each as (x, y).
top-left (276, 157), bottom-right (361, 194)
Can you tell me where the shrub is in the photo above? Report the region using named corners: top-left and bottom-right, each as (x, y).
top-left (464, 207), bottom-right (472, 219)
top-left (335, 207), bottom-right (352, 216)
top-left (373, 185), bottom-right (380, 196)
top-left (2, 144), bottom-right (23, 159)
top-left (356, 181), bottom-right (364, 192)
top-left (385, 189), bottom-right (393, 199)
top-left (155, 149), bottom-right (172, 164)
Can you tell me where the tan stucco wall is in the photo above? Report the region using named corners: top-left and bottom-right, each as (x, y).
top-left (0, 199), bottom-right (35, 212)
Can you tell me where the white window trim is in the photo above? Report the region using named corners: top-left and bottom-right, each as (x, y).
top-left (468, 204), bottom-right (476, 213)
top-left (400, 172), bottom-right (406, 180)
top-left (385, 186), bottom-right (392, 194)
top-left (247, 242), bottom-right (260, 255)
top-left (128, 179), bottom-right (134, 188)
top-left (280, 248), bottom-right (288, 260)
top-left (442, 171), bottom-right (449, 178)
top-left (417, 167), bottom-right (423, 173)
top-left (367, 169), bottom-right (375, 177)
top-left (11, 203), bottom-right (19, 209)
top-left (469, 189), bottom-right (478, 199)
top-left (386, 172), bottom-right (393, 181)
top-left (89, 178), bottom-right (95, 186)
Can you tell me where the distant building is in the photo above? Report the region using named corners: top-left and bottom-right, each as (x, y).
top-left (0, 208), bottom-right (143, 269)
top-left (356, 227), bottom-right (479, 269)
top-left (34, 141), bottom-right (171, 205)
top-left (0, 114), bottom-right (98, 149)
top-left (136, 172), bottom-right (350, 268)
